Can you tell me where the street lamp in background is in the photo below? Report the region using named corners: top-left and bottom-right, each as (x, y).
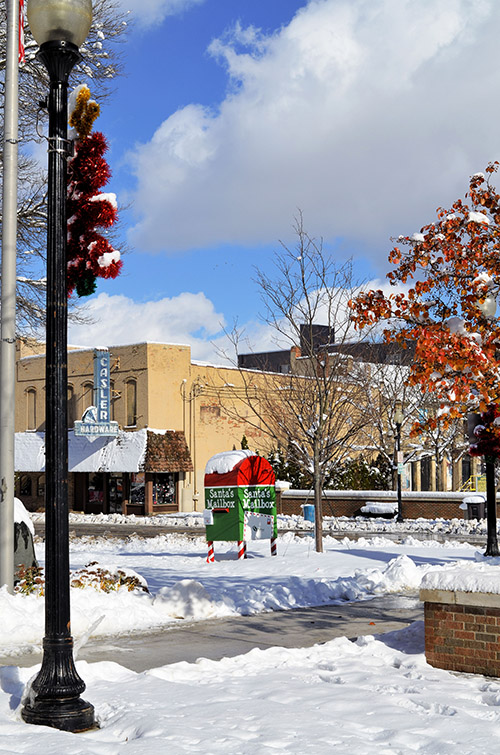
top-left (476, 293), bottom-right (500, 557)
top-left (394, 400), bottom-right (404, 523)
top-left (21, 0), bottom-right (95, 731)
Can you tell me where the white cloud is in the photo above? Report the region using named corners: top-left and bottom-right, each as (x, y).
top-left (239, 277), bottom-right (412, 349)
top-left (119, 0), bottom-right (205, 28)
top-left (68, 291), bottom-right (227, 362)
top-left (69, 277), bottom-right (409, 364)
top-left (128, 0), bottom-right (499, 265)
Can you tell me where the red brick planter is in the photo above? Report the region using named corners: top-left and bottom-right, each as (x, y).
top-left (420, 587), bottom-right (500, 677)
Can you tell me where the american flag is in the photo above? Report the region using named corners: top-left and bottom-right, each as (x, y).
top-left (18, 0), bottom-right (25, 63)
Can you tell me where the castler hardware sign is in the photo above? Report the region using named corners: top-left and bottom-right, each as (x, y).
top-left (74, 349), bottom-right (119, 438)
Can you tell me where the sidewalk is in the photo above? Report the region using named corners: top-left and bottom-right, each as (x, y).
top-left (0, 594), bottom-right (422, 672)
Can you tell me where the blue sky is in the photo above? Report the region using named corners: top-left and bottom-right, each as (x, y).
top-left (66, 0), bottom-right (500, 361)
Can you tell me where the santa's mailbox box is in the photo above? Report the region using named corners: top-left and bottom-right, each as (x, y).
top-left (204, 450), bottom-right (277, 560)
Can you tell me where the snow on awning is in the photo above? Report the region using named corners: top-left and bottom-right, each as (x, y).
top-left (15, 432), bottom-right (46, 473)
top-left (15, 429), bottom-right (193, 474)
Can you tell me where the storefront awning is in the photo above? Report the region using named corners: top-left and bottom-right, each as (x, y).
top-left (15, 429), bottom-right (193, 474)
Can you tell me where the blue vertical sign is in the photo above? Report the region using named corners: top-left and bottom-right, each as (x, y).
top-left (94, 349), bottom-right (111, 422)
top-left (74, 349), bottom-right (119, 437)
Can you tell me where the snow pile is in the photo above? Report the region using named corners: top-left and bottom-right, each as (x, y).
top-left (422, 557), bottom-right (500, 594)
top-left (14, 498), bottom-right (34, 536)
top-left (360, 501), bottom-right (397, 515)
top-left (156, 579), bottom-right (233, 620)
top-left (63, 510), bottom-right (206, 528)
top-left (0, 575), bottom-right (233, 653)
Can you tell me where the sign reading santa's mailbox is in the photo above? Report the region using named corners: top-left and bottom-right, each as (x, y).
top-left (204, 451), bottom-right (277, 543)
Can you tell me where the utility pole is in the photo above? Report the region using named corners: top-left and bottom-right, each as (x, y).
top-left (0, 0), bottom-right (21, 591)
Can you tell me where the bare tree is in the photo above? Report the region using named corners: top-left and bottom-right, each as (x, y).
top-left (216, 215), bottom-right (383, 552)
top-left (361, 363), bottom-right (468, 492)
top-left (408, 389), bottom-right (467, 491)
top-left (0, 0), bottom-right (128, 333)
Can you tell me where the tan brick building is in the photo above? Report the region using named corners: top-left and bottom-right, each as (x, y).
top-left (14, 339), bottom-right (271, 514)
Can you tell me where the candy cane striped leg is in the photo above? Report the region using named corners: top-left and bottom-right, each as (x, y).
top-left (206, 541), bottom-right (215, 563)
top-left (270, 537), bottom-right (277, 556)
top-left (238, 541), bottom-right (247, 560)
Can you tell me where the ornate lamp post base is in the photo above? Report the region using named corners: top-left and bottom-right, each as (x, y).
top-left (22, 696), bottom-right (95, 733)
top-left (21, 638), bottom-right (95, 731)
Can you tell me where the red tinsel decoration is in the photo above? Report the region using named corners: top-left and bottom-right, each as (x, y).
top-left (469, 404), bottom-right (500, 458)
top-left (66, 130), bottom-right (122, 297)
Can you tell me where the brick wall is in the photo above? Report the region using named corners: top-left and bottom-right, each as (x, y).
top-left (420, 589), bottom-right (500, 677)
top-left (279, 491), bottom-right (494, 520)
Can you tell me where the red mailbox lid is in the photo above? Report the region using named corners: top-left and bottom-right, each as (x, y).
top-left (204, 451), bottom-right (275, 488)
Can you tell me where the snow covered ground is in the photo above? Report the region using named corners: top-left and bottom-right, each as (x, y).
top-left (2, 519), bottom-right (500, 752)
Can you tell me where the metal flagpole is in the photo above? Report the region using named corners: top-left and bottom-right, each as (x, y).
top-left (0, 0), bottom-right (21, 591)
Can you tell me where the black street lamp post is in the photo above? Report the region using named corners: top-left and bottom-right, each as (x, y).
top-left (394, 401), bottom-right (404, 523)
top-left (21, 0), bottom-right (95, 732)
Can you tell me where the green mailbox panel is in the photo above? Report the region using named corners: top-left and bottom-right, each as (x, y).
top-left (204, 451), bottom-right (276, 542)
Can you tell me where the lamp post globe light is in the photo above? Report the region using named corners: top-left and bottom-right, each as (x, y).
top-left (21, 0), bottom-right (95, 731)
top-left (394, 400), bottom-right (404, 523)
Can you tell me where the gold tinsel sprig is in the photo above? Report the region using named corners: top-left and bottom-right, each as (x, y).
top-left (69, 85), bottom-right (100, 139)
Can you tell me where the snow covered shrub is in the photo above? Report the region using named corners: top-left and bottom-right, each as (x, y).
top-left (15, 565), bottom-right (44, 596)
top-left (15, 562), bottom-right (149, 596)
top-left (70, 562), bottom-right (149, 594)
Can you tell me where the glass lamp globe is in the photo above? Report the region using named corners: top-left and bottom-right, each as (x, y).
top-left (27, 0), bottom-right (92, 48)
top-left (394, 401), bottom-right (404, 425)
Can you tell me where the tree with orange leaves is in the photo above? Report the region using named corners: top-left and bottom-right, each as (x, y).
top-left (350, 162), bottom-right (500, 432)
top-left (350, 163), bottom-right (500, 555)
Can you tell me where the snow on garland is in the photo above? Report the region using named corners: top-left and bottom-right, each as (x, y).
top-left (66, 85), bottom-right (122, 297)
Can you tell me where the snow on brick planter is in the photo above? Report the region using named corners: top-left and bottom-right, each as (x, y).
top-left (420, 565), bottom-right (500, 677)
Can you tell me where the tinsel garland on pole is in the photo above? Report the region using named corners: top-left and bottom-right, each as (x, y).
top-left (67, 85), bottom-right (122, 297)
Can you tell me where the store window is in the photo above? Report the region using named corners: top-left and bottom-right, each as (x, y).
top-left (153, 473), bottom-right (176, 506)
top-left (126, 379), bottom-right (137, 427)
top-left (88, 473), bottom-right (105, 506)
top-left (20, 475), bottom-right (32, 496)
top-left (108, 473), bottom-right (123, 513)
top-left (130, 472), bottom-right (145, 504)
top-left (26, 388), bottom-right (36, 430)
top-left (37, 475), bottom-right (45, 498)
